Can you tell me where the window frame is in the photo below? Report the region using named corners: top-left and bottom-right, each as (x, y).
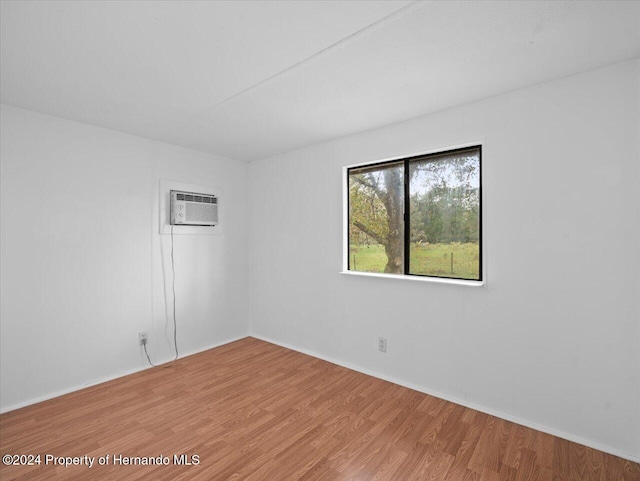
top-left (344, 145), bottom-right (483, 285)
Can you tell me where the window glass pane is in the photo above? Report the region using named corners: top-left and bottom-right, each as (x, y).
top-left (349, 161), bottom-right (404, 274)
top-left (408, 149), bottom-right (481, 280)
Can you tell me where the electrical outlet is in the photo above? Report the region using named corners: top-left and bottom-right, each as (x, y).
top-left (378, 337), bottom-right (387, 353)
top-left (139, 332), bottom-right (148, 346)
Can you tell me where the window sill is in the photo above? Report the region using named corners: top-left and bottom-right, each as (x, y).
top-left (340, 270), bottom-right (485, 287)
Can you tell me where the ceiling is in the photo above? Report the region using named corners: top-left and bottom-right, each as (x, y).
top-left (2, 1), bottom-right (639, 162)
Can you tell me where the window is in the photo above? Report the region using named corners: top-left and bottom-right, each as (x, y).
top-left (347, 146), bottom-right (482, 282)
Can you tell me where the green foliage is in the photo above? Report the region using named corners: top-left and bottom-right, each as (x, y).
top-left (349, 242), bottom-right (480, 280)
top-left (409, 242), bottom-right (479, 279)
top-left (410, 185), bottom-right (479, 244)
top-left (409, 153), bottom-right (479, 245)
top-left (349, 164), bottom-right (405, 273)
top-left (348, 244), bottom-right (389, 272)
top-left (348, 174), bottom-right (388, 246)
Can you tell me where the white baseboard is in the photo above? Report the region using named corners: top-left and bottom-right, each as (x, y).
top-left (250, 334), bottom-right (640, 463)
top-left (0, 335), bottom-right (247, 414)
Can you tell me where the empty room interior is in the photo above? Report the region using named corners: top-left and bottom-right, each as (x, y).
top-left (1, 1), bottom-right (639, 480)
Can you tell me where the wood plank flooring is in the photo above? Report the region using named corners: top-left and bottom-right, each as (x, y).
top-left (1, 337), bottom-right (638, 480)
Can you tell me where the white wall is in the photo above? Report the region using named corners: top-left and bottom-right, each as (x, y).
top-left (248, 60), bottom-right (640, 460)
top-left (0, 105), bottom-right (250, 411)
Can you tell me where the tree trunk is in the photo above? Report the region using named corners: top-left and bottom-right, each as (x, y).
top-left (382, 169), bottom-right (404, 274)
top-left (384, 234), bottom-right (403, 273)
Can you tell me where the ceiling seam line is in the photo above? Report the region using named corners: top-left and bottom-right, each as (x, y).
top-left (164, 0), bottom-right (424, 138)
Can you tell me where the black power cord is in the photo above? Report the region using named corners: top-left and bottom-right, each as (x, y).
top-left (143, 223), bottom-right (180, 367)
top-left (143, 339), bottom-right (159, 367)
top-left (170, 223), bottom-right (179, 360)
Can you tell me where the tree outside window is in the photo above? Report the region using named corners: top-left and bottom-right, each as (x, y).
top-left (348, 146), bottom-right (481, 281)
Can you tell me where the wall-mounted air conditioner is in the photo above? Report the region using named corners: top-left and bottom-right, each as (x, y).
top-left (170, 190), bottom-right (218, 226)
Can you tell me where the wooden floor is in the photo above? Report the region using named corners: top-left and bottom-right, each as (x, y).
top-left (0, 338), bottom-right (638, 481)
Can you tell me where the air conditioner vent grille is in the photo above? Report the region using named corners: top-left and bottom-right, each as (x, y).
top-left (186, 203), bottom-right (215, 222)
top-left (178, 194), bottom-right (216, 204)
